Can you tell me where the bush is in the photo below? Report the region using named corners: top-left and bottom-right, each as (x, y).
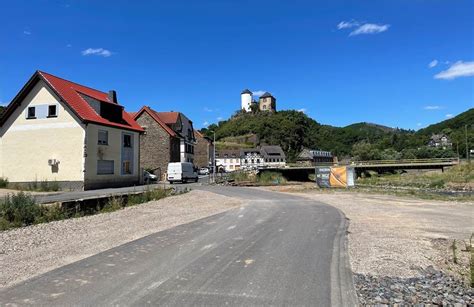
top-left (101, 197), bottom-right (125, 213)
top-left (0, 192), bottom-right (41, 229)
top-left (229, 172), bottom-right (255, 183)
top-left (0, 177), bottom-right (8, 188)
top-left (0, 188), bottom-right (173, 231)
top-left (258, 171), bottom-right (287, 184)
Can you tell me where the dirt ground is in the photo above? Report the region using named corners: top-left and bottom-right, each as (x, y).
top-left (0, 190), bottom-right (242, 288)
top-left (263, 185), bottom-right (474, 283)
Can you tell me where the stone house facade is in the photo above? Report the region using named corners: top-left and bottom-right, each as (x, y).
top-left (133, 106), bottom-right (180, 180)
top-left (194, 130), bottom-right (214, 169)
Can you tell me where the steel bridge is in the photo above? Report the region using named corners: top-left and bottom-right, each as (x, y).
top-left (258, 158), bottom-right (459, 180)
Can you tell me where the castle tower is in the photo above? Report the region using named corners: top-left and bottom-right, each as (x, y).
top-left (258, 92), bottom-right (276, 112)
top-left (241, 89), bottom-right (252, 112)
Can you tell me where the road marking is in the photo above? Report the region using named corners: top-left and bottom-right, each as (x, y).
top-left (227, 225), bottom-right (236, 230)
top-left (201, 244), bottom-right (214, 250)
top-left (244, 259), bottom-right (255, 267)
top-left (238, 215), bottom-right (244, 218)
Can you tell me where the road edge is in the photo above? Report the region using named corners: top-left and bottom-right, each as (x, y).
top-left (330, 208), bottom-right (359, 306)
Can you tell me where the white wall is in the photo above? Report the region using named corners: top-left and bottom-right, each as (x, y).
top-left (0, 80), bottom-right (85, 183)
top-left (241, 93), bottom-right (252, 112)
top-left (84, 123), bottom-right (140, 187)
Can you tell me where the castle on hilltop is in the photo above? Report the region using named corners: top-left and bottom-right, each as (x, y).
top-left (241, 89), bottom-right (276, 113)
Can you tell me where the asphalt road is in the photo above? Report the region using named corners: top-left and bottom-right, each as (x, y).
top-left (0, 186), bottom-right (356, 306)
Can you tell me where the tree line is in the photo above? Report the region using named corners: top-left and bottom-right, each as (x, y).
top-left (201, 108), bottom-right (473, 162)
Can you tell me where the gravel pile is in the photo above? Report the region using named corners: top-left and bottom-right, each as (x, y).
top-left (355, 266), bottom-right (473, 305)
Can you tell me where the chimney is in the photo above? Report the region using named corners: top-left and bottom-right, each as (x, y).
top-left (108, 90), bottom-right (117, 103)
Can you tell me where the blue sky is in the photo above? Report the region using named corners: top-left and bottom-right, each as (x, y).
top-left (1, 0), bottom-right (473, 130)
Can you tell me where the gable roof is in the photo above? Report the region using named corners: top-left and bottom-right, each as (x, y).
top-left (0, 70), bottom-right (143, 132)
top-left (155, 111), bottom-right (180, 125)
top-left (133, 106), bottom-right (177, 137)
top-left (260, 145), bottom-right (285, 159)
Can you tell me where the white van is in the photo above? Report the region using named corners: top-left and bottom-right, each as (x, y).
top-left (167, 162), bottom-right (198, 183)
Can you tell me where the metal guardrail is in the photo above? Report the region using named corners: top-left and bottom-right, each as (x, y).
top-left (347, 158), bottom-right (458, 166)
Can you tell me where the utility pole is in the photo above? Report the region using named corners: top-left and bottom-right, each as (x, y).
top-left (212, 130), bottom-right (216, 183)
top-left (465, 125), bottom-right (470, 163)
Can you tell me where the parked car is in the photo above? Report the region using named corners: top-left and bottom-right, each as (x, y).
top-left (144, 170), bottom-right (158, 183)
top-left (167, 162), bottom-right (198, 183)
top-left (198, 167), bottom-right (210, 175)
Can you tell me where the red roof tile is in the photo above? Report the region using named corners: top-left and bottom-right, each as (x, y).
top-left (133, 106), bottom-right (177, 137)
top-left (154, 111), bottom-right (180, 125)
top-left (37, 71), bottom-right (143, 132)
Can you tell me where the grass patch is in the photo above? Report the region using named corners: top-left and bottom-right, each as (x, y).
top-left (27, 179), bottom-right (61, 192)
top-left (351, 186), bottom-right (474, 202)
top-left (357, 163), bottom-right (473, 191)
top-left (0, 177), bottom-right (8, 188)
top-left (258, 171), bottom-right (287, 185)
top-left (229, 171), bottom-right (287, 185)
top-left (0, 188), bottom-right (174, 231)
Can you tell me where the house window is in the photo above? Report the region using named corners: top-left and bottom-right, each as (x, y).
top-left (123, 134), bottom-right (132, 148)
top-left (257, 159), bottom-right (260, 163)
top-left (97, 160), bottom-right (114, 175)
top-left (48, 105), bottom-right (58, 117)
top-left (122, 160), bottom-right (132, 174)
top-left (245, 159), bottom-right (248, 164)
top-left (27, 107), bottom-right (36, 119)
top-left (263, 105), bottom-right (267, 110)
top-left (98, 130), bottom-right (108, 145)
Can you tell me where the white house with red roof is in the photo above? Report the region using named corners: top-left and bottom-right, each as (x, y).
top-left (0, 71), bottom-right (143, 190)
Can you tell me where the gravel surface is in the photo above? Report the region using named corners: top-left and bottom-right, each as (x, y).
top-left (265, 186), bottom-right (474, 305)
top-left (355, 267), bottom-right (473, 305)
top-left (0, 190), bottom-right (242, 288)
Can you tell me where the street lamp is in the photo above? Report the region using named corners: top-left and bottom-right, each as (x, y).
top-left (210, 130), bottom-right (216, 183)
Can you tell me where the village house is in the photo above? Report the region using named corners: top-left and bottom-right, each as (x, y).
top-left (428, 134), bottom-right (453, 149)
top-left (240, 148), bottom-right (265, 170)
top-left (217, 145), bottom-right (286, 172)
top-left (259, 145), bottom-right (286, 167)
top-left (0, 71), bottom-right (143, 190)
top-left (215, 149), bottom-right (241, 172)
top-left (296, 148), bottom-right (334, 165)
top-left (133, 106), bottom-right (196, 180)
top-left (194, 130), bottom-right (214, 169)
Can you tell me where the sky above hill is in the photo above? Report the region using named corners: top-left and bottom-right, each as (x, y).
top-left (1, 0), bottom-right (473, 130)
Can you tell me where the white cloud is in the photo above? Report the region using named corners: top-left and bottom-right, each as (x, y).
top-left (66, 44), bottom-right (72, 48)
top-left (434, 61), bottom-right (474, 80)
top-left (204, 107), bottom-right (213, 112)
top-left (217, 117), bottom-right (223, 121)
top-left (81, 48), bottom-right (113, 57)
top-left (349, 23), bottom-right (390, 36)
top-left (297, 108), bottom-right (307, 113)
top-left (252, 90), bottom-right (266, 97)
top-left (337, 21), bottom-right (359, 29)
top-left (202, 121), bottom-right (209, 126)
top-left (23, 30), bottom-right (31, 35)
top-left (423, 105), bottom-right (443, 110)
top-left (446, 114), bottom-right (453, 118)
top-left (428, 60), bottom-right (438, 68)
top-left (417, 123), bottom-right (422, 127)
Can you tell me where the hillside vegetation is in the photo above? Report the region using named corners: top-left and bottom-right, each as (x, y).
top-left (201, 108), bottom-right (473, 161)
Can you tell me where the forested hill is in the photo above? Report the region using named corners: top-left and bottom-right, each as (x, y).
top-left (201, 108), bottom-right (473, 161)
